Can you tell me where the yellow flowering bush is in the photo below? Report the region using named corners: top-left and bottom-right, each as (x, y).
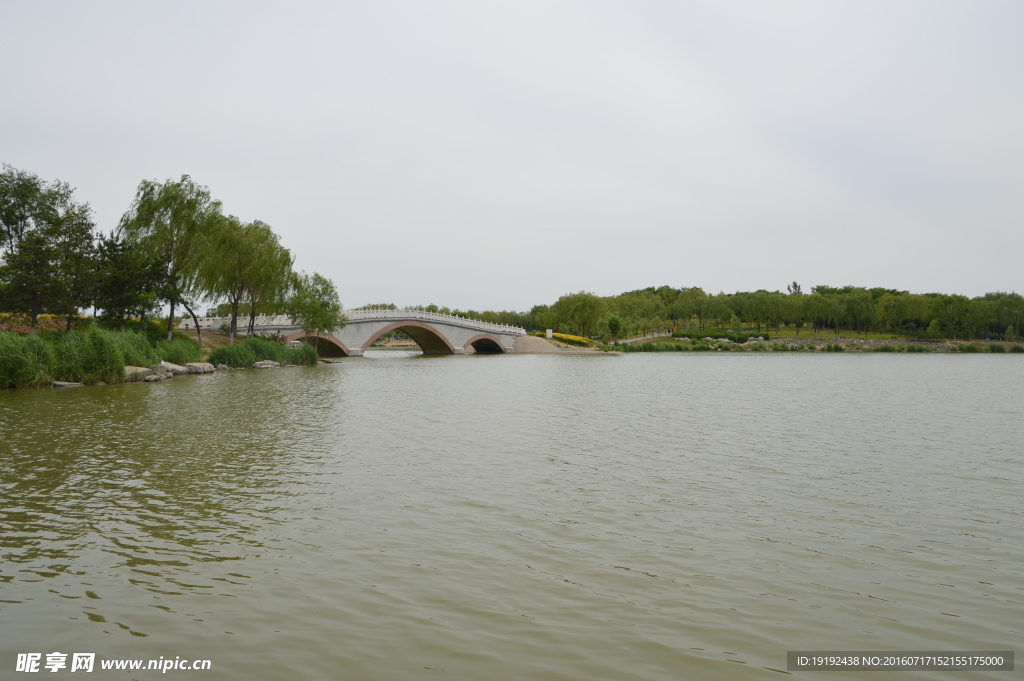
top-left (552, 332), bottom-right (596, 347)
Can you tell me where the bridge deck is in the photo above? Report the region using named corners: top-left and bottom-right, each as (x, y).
top-left (178, 308), bottom-right (526, 357)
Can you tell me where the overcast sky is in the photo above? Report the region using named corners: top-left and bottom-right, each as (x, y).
top-left (2, 1), bottom-right (1021, 310)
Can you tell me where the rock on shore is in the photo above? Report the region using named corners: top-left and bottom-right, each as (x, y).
top-left (124, 366), bottom-right (153, 382)
top-left (253, 360), bottom-right (280, 369)
top-left (185, 362), bottom-right (215, 374)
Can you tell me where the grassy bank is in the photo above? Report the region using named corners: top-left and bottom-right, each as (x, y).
top-left (0, 327), bottom-right (155, 388)
top-left (615, 338), bottom-right (1024, 354)
top-left (0, 327), bottom-right (319, 388)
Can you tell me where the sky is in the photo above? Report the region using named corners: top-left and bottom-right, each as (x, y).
top-left (2, 1), bottom-right (1022, 311)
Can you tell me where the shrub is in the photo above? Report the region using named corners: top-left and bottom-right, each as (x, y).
top-left (824, 343), bottom-right (845, 352)
top-left (672, 331), bottom-right (769, 343)
top-left (905, 345), bottom-right (930, 352)
top-left (987, 344), bottom-right (1006, 353)
top-left (875, 345), bottom-right (897, 352)
top-left (552, 332), bottom-right (596, 347)
top-left (1, 313), bottom-right (67, 334)
top-left (958, 344), bottom-right (982, 353)
top-left (207, 344), bottom-right (257, 368)
top-left (1010, 345), bottom-right (1024, 353)
top-left (155, 337), bottom-right (200, 364)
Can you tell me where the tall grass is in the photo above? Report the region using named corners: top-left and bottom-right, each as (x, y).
top-left (50, 326), bottom-right (126, 384)
top-left (207, 344), bottom-right (257, 367)
top-left (243, 337), bottom-right (319, 364)
top-left (114, 332), bottom-right (158, 366)
top-left (1, 327), bottom-right (162, 387)
top-left (155, 338), bottom-right (200, 365)
top-left (0, 333), bottom-right (54, 388)
top-left (208, 337), bottom-right (319, 367)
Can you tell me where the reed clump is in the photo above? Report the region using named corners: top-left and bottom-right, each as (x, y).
top-left (207, 337), bottom-right (319, 367)
top-left (50, 326), bottom-right (130, 384)
top-left (0, 333), bottom-right (54, 388)
top-left (0, 326), bottom-right (188, 388)
top-left (155, 338), bottom-right (201, 365)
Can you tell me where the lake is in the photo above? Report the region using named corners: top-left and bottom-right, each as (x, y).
top-left (1, 352), bottom-right (1021, 679)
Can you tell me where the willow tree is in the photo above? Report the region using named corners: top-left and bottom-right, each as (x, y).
top-left (118, 176), bottom-right (223, 342)
top-left (243, 224), bottom-right (294, 337)
top-left (203, 217), bottom-right (294, 343)
top-left (287, 271), bottom-right (346, 351)
top-left (203, 215), bottom-right (254, 344)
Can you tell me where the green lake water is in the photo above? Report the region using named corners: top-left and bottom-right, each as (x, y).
top-left (1, 352), bottom-right (1022, 679)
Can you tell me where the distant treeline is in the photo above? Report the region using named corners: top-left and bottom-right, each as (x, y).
top-left (405, 283), bottom-right (1024, 341)
top-left (5, 165), bottom-right (1020, 346)
top-left (0, 165), bottom-right (344, 346)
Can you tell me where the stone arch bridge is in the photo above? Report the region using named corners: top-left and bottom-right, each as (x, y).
top-left (178, 308), bottom-right (527, 357)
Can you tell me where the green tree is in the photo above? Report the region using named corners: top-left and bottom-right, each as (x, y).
top-left (764, 292), bottom-right (786, 334)
top-left (876, 293), bottom-right (909, 336)
top-left (689, 290), bottom-right (711, 330)
top-left (614, 290), bottom-right (665, 336)
top-left (118, 175), bottom-right (224, 340)
top-left (605, 313), bottom-right (623, 339)
top-left (709, 294), bottom-right (732, 330)
top-left (785, 292), bottom-right (806, 335)
top-left (744, 291), bottom-right (769, 333)
top-left (820, 295), bottom-right (844, 337)
top-left (242, 224), bottom-right (294, 336)
top-left (94, 234), bottom-right (165, 328)
top-left (288, 272), bottom-right (347, 351)
top-left (844, 289), bottom-right (874, 336)
top-left (0, 167), bottom-right (98, 327)
top-left (0, 230), bottom-right (62, 324)
top-left (931, 295), bottom-right (972, 339)
top-left (203, 215), bottom-right (257, 344)
top-left (550, 291), bottom-right (606, 337)
top-left (44, 184), bottom-right (97, 329)
top-left (0, 165), bottom-right (47, 253)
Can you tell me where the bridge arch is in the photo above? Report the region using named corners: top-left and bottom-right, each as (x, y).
top-left (463, 333), bottom-right (508, 354)
top-left (282, 331), bottom-right (350, 357)
top-left (361, 321), bottom-right (455, 355)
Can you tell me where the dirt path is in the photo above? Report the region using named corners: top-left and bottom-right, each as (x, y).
top-left (618, 332), bottom-right (672, 344)
top-left (511, 336), bottom-right (608, 354)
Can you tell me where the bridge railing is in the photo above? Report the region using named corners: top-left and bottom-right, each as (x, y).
top-left (177, 308), bottom-right (526, 335)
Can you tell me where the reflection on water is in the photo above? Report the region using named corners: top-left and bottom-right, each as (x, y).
top-left (1, 355), bottom-right (1022, 679)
